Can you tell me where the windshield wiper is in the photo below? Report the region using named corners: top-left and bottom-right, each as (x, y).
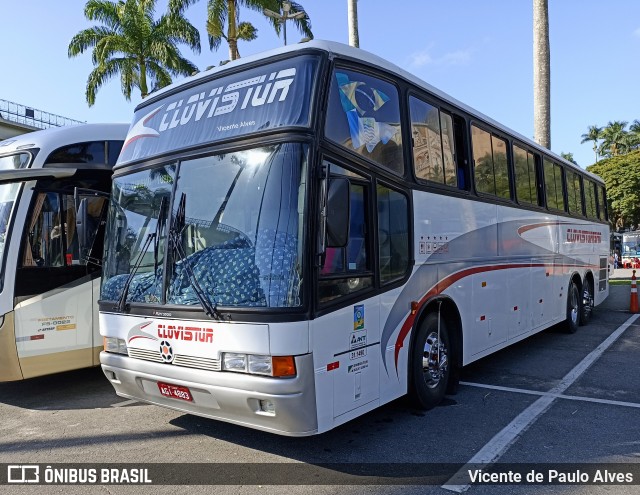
top-left (154, 197), bottom-right (167, 272)
top-left (115, 231), bottom-right (155, 312)
top-left (115, 197), bottom-right (167, 312)
top-left (169, 193), bottom-right (220, 320)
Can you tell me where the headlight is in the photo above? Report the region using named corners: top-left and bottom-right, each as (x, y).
top-left (223, 352), bottom-right (246, 372)
top-left (222, 353), bottom-right (296, 377)
top-left (248, 355), bottom-right (271, 375)
top-left (103, 337), bottom-right (128, 355)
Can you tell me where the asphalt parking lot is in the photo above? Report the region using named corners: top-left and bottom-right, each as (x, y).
top-left (1, 284), bottom-right (639, 495)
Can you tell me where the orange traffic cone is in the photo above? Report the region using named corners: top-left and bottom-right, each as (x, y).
top-left (631, 270), bottom-right (639, 314)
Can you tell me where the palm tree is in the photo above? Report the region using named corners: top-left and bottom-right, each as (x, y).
top-left (68, 0), bottom-right (201, 106)
top-left (629, 119), bottom-right (640, 150)
top-left (205, 1), bottom-right (313, 61)
top-left (347, 0), bottom-right (359, 48)
top-left (580, 125), bottom-right (602, 163)
top-left (533, 0), bottom-right (550, 149)
top-left (599, 121), bottom-right (628, 158)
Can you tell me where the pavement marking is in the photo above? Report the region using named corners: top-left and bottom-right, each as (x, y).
top-left (442, 313), bottom-right (640, 493)
top-left (461, 381), bottom-right (640, 410)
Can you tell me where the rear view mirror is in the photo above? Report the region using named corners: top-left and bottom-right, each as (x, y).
top-left (326, 178), bottom-right (350, 248)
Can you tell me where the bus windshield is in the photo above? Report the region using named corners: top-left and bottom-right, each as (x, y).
top-left (102, 142), bottom-right (307, 309)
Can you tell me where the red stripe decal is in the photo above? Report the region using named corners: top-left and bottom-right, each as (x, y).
top-left (393, 263), bottom-right (548, 370)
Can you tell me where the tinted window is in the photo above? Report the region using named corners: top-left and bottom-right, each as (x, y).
top-left (22, 192), bottom-right (82, 268)
top-left (118, 56), bottom-right (319, 165)
top-left (584, 179), bottom-right (597, 219)
top-left (326, 68), bottom-right (404, 175)
top-left (566, 170), bottom-right (584, 216)
top-left (544, 159), bottom-right (564, 210)
top-left (513, 144), bottom-right (538, 205)
top-left (108, 140), bottom-right (124, 166)
top-left (45, 141), bottom-right (106, 165)
top-left (597, 185), bottom-right (607, 220)
top-left (319, 162), bottom-right (373, 303)
top-left (410, 97), bottom-right (457, 186)
top-left (472, 126), bottom-right (493, 195)
top-left (492, 135), bottom-right (509, 199)
top-left (471, 125), bottom-right (510, 199)
top-left (378, 184), bottom-right (409, 284)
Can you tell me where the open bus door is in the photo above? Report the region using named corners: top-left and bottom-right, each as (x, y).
top-left (0, 168), bottom-right (110, 380)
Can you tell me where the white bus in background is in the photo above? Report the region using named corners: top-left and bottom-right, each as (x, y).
top-left (0, 123), bottom-right (128, 381)
top-left (99, 41), bottom-right (609, 436)
top-left (621, 231), bottom-right (640, 267)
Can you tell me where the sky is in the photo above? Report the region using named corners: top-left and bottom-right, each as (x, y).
top-left (1, 0), bottom-right (639, 169)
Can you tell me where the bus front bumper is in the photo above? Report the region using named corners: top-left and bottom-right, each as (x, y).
top-left (100, 351), bottom-right (318, 436)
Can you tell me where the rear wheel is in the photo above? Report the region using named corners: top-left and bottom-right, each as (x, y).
top-left (565, 280), bottom-right (580, 334)
top-left (580, 278), bottom-right (594, 326)
top-left (409, 312), bottom-right (450, 409)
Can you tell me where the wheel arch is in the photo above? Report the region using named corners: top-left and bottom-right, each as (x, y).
top-left (407, 295), bottom-right (463, 393)
top-left (569, 271), bottom-right (583, 293)
top-left (583, 269), bottom-right (594, 290)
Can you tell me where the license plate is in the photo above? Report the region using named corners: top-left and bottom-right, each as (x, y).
top-left (157, 382), bottom-right (193, 402)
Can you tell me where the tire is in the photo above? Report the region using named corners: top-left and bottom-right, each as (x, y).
top-left (409, 312), bottom-right (450, 409)
top-left (579, 278), bottom-right (594, 326)
top-left (565, 280), bottom-right (580, 334)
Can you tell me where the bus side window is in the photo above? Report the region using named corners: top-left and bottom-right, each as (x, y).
top-left (409, 97), bottom-right (460, 189)
top-left (377, 184), bottom-right (409, 284)
top-left (17, 191), bottom-right (100, 298)
top-left (319, 166), bottom-right (373, 304)
top-left (471, 125), bottom-right (511, 200)
top-left (23, 192), bottom-right (64, 268)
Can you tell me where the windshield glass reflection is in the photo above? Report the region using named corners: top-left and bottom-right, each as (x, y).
top-left (102, 143), bottom-right (307, 309)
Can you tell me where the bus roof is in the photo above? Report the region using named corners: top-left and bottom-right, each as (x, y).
top-left (0, 123), bottom-right (129, 165)
top-left (137, 40), bottom-right (602, 183)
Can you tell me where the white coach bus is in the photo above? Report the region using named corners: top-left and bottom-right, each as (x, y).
top-left (0, 123), bottom-right (127, 380)
top-left (99, 41), bottom-right (609, 436)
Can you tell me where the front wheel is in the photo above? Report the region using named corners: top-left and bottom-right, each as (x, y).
top-left (409, 312), bottom-right (450, 409)
top-left (565, 280), bottom-right (580, 334)
top-left (580, 278), bottom-right (594, 326)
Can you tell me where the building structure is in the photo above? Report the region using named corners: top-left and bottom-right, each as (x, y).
top-left (0, 99), bottom-right (84, 140)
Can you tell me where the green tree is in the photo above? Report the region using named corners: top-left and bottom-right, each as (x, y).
top-left (580, 125), bottom-right (602, 163)
top-left (629, 119), bottom-right (640, 150)
top-left (599, 120), bottom-right (629, 158)
top-left (68, 0), bottom-right (201, 106)
top-left (203, 0), bottom-right (313, 61)
top-left (587, 150), bottom-right (640, 229)
top-left (560, 152), bottom-right (577, 165)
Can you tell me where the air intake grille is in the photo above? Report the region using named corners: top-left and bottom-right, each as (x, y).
top-left (128, 348), bottom-right (221, 371)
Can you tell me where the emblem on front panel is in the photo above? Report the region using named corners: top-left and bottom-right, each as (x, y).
top-left (160, 340), bottom-right (174, 363)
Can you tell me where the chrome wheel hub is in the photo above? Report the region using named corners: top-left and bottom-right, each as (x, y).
top-left (422, 331), bottom-right (448, 388)
top-left (569, 288), bottom-right (579, 325)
